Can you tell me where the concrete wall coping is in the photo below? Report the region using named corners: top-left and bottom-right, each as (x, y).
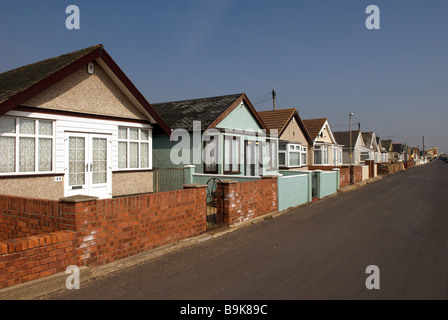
top-left (59, 195), bottom-right (99, 203)
top-left (183, 183), bottom-right (207, 189)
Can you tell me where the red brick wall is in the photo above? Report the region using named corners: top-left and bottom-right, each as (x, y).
top-left (219, 178), bottom-right (277, 226)
top-left (60, 188), bottom-right (206, 267)
top-left (0, 231), bottom-right (75, 289)
top-left (379, 162), bottom-right (405, 174)
top-left (0, 195), bottom-right (61, 241)
top-left (0, 186), bottom-right (207, 288)
top-left (404, 160), bottom-right (415, 169)
top-left (351, 165), bottom-right (363, 184)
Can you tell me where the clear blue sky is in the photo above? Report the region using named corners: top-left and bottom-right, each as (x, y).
top-left (1, 0), bottom-right (447, 153)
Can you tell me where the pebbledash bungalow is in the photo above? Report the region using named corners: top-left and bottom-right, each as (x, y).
top-left (0, 45), bottom-right (170, 200)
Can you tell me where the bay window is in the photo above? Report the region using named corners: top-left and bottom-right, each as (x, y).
top-left (118, 127), bottom-right (150, 169)
top-left (0, 117), bottom-right (54, 174)
top-left (332, 146), bottom-right (338, 166)
top-left (278, 142), bottom-right (307, 168)
top-left (314, 145), bottom-right (329, 165)
top-left (301, 146), bottom-right (307, 166)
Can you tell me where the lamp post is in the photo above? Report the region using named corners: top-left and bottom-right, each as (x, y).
top-left (349, 113), bottom-right (354, 165)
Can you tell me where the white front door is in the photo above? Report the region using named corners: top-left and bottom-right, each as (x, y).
top-left (65, 132), bottom-right (112, 199)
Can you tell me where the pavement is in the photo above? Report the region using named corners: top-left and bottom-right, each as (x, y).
top-left (0, 172), bottom-right (388, 300)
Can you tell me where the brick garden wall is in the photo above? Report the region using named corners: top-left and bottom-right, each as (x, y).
top-left (0, 196), bottom-right (61, 241)
top-left (0, 231), bottom-right (75, 289)
top-left (0, 186), bottom-right (207, 289)
top-left (350, 165), bottom-right (363, 184)
top-left (218, 177), bottom-right (278, 226)
top-left (67, 189), bottom-right (207, 267)
top-left (378, 162), bottom-right (406, 174)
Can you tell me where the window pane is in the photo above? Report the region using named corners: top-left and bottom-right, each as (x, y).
top-left (301, 152), bottom-right (307, 165)
top-left (0, 137), bottom-right (15, 172)
top-left (290, 152), bottom-right (300, 166)
top-left (69, 137), bottom-right (85, 186)
top-left (279, 152), bottom-right (286, 166)
top-left (118, 141), bottom-right (127, 169)
top-left (232, 138), bottom-right (239, 169)
top-left (129, 128), bottom-right (139, 140)
top-left (140, 143), bottom-right (149, 168)
top-left (0, 118), bottom-right (16, 134)
top-left (204, 138), bottom-right (217, 172)
top-left (224, 137), bottom-right (231, 171)
top-left (314, 150), bottom-right (322, 165)
top-left (38, 120), bottom-right (53, 136)
top-left (19, 119), bottom-right (35, 134)
top-left (279, 144), bottom-right (286, 151)
top-left (118, 127), bottom-right (127, 140)
top-left (140, 130), bottom-right (149, 141)
top-left (19, 137), bottom-right (35, 172)
top-left (129, 142), bottom-right (139, 168)
top-left (38, 138), bottom-right (52, 171)
top-left (92, 138), bottom-right (107, 184)
top-left (270, 141), bottom-right (277, 168)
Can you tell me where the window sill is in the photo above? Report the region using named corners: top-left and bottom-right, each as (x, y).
top-left (113, 169), bottom-right (153, 173)
top-left (0, 172), bottom-right (61, 179)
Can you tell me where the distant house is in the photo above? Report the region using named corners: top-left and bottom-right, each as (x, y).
top-left (362, 132), bottom-right (381, 163)
top-left (151, 93), bottom-right (278, 178)
top-left (376, 136), bottom-right (388, 163)
top-left (381, 139), bottom-right (393, 163)
top-left (426, 147), bottom-right (438, 159)
top-left (333, 130), bottom-right (370, 165)
top-left (257, 108), bottom-right (312, 170)
top-left (302, 118), bottom-right (342, 166)
top-left (392, 143), bottom-right (405, 161)
top-left (0, 45), bottom-right (170, 200)
top-left (410, 147), bottom-right (421, 161)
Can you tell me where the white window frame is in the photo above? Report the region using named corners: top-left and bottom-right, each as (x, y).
top-left (279, 142), bottom-right (305, 168)
top-left (301, 145), bottom-right (307, 166)
top-left (117, 126), bottom-right (151, 170)
top-left (224, 134), bottom-right (241, 174)
top-left (314, 144), bottom-right (329, 165)
top-left (0, 116), bottom-right (55, 175)
top-left (265, 139), bottom-right (278, 171)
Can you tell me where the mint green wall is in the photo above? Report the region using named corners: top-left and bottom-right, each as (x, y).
top-left (317, 171), bottom-right (338, 198)
top-left (277, 174), bottom-right (311, 211)
top-left (215, 102), bottom-right (264, 133)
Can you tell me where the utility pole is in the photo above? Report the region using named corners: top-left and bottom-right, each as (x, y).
top-left (422, 136), bottom-right (425, 160)
top-left (422, 136), bottom-right (425, 153)
top-left (349, 113), bottom-right (354, 164)
top-left (272, 88), bottom-right (276, 110)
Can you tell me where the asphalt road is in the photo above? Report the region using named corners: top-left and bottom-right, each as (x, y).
top-left (41, 160), bottom-right (448, 300)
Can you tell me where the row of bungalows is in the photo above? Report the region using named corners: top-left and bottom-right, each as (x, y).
top-left (0, 45), bottom-right (392, 202)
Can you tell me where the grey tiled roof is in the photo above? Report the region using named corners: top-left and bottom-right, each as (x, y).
top-left (0, 45), bottom-right (101, 106)
top-left (333, 130), bottom-right (361, 147)
top-left (151, 93), bottom-right (243, 131)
